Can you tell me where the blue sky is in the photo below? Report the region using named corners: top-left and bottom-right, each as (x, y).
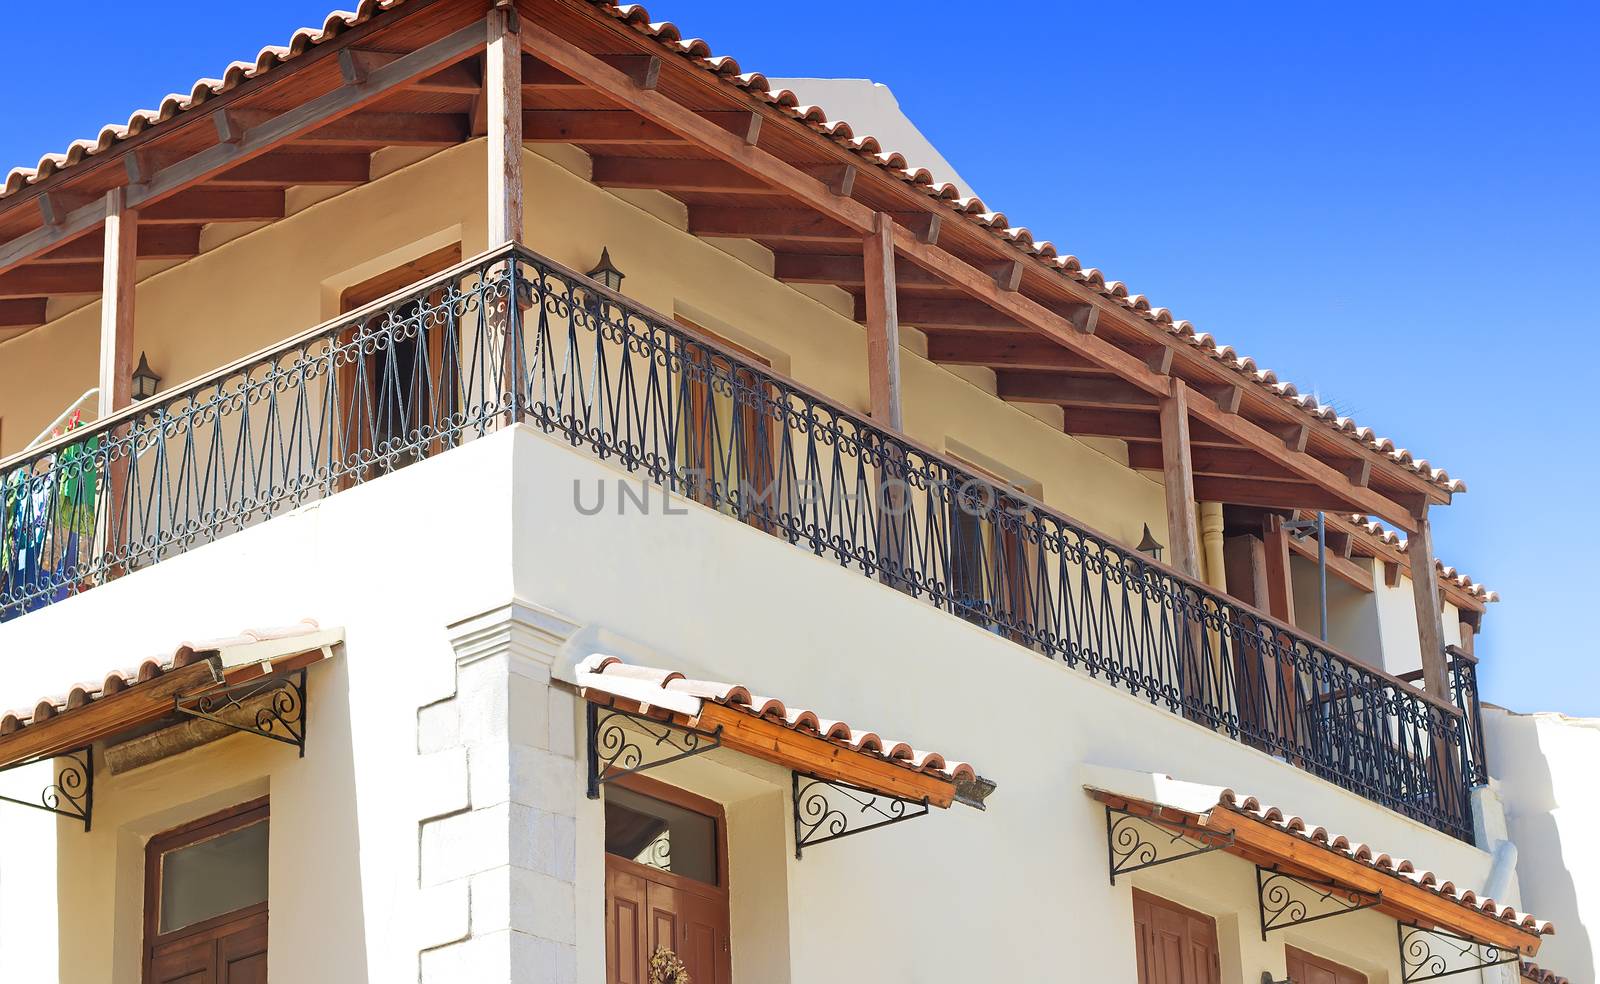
top-left (3, 2), bottom-right (1595, 713)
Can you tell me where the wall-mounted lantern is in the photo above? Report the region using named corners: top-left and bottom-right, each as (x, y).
top-left (1136, 523), bottom-right (1165, 563)
top-left (131, 352), bottom-right (162, 401)
top-left (586, 247), bottom-right (625, 294)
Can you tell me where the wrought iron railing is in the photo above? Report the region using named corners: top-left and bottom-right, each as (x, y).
top-left (0, 242), bottom-right (1483, 840)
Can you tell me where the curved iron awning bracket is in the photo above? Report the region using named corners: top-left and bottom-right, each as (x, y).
top-left (1398, 923), bottom-right (1523, 983)
top-left (0, 746), bottom-right (92, 831)
top-left (585, 702), bottom-right (722, 799)
top-left (1105, 805), bottom-right (1235, 884)
top-left (1256, 864), bottom-right (1382, 940)
top-left (791, 771), bottom-right (929, 859)
top-left (173, 669), bottom-right (308, 757)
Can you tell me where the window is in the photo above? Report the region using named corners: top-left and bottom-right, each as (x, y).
top-left (1132, 890), bottom-right (1221, 984)
top-left (1286, 946), bottom-right (1367, 984)
top-left (604, 776), bottom-right (730, 984)
top-left (945, 454), bottom-right (1038, 642)
top-left (144, 799), bottom-right (269, 984)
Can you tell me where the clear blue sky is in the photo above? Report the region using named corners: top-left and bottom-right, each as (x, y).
top-left (3, 2), bottom-right (1595, 713)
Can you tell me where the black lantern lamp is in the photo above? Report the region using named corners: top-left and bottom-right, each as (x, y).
top-left (131, 351), bottom-right (162, 401)
top-left (1135, 523), bottom-right (1165, 563)
top-left (586, 247), bottom-right (625, 294)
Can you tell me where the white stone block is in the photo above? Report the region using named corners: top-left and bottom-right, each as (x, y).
top-left (420, 804), bottom-right (510, 886)
top-left (413, 747), bottom-right (471, 823)
top-left (417, 698), bottom-right (461, 754)
top-left (408, 878), bottom-right (471, 952)
top-left (509, 804), bottom-right (577, 882)
top-left (509, 867), bottom-right (578, 945)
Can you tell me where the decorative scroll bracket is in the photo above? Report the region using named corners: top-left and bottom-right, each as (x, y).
top-left (585, 702), bottom-right (722, 799)
top-left (1105, 806), bottom-right (1235, 885)
top-left (173, 670), bottom-right (308, 757)
top-left (1398, 924), bottom-right (1522, 983)
top-left (792, 771), bottom-right (929, 859)
top-left (0, 747), bottom-right (93, 830)
top-left (1256, 864), bottom-right (1381, 940)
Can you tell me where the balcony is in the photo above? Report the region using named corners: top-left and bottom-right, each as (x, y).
top-left (0, 242), bottom-right (1486, 841)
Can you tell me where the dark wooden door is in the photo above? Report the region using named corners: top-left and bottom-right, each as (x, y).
top-left (147, 908), bottom-right (267, 984)
top-left (605, 856), bottom-right (730, 984)
top-left (1132, 890), bottom-right (1221, 984)
top-left (1286, 946), bottom-right (1366, 984)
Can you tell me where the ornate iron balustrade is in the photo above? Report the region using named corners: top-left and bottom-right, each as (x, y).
top-left (0, 243), bottom-right (1483, 840)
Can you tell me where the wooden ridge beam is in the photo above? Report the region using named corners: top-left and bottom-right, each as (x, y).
top-left (520, 22), bottom-right (1421, 531)
top-left (997, 371), bottom-right (1159, 409)
top-left (0, 298), bottom-right (47, 328)
top-left (39, 226), bottom-right (201, 263)
top-left (139, 189), bottom-right (286, 225)
top-left (774, 252), bottom-right (943, 287)
top-left (926, 332), bottom-right (1099, 371)
top-left (0, 263), bottom-right (103, 298)
top-left (0, 18), bottom-right (488, 277)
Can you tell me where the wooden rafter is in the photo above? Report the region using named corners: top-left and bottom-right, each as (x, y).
top-left (38, 227), bottom-right (201, 263)
top-left (0, 264), bottom-right (104, 299)
top-left (996, 372), bottom-right (1158, 409)
top-left (774, 252), bottom-right (944, 287)
top-left (0, 298), bottom-right (46, 328)
top-left (926, 332), bottom-right (1099, 371)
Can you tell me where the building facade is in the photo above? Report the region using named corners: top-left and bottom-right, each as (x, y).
top-left (0, 2), bottom-right (1575, 982)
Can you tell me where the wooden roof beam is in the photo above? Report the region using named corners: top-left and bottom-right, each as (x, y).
top-left (925, 332), bottom-right (1099, 371)
top-left (523, 52), bottom-right (662, 90)
top-left (592, 156), bottom-right (785, 196)
top-left (886, 295), bottom-right (1022, 330)
top-left (207, 152), bottom-right (372, 187)
top-left (1126, 444), bottom-right (1299, 482)
top-left (774, 252), bottom-right (944, 287)
top-left (689, 207), bottom-right (858, 244)
top-left (1192, 476), bottom-right (1359, 513)
top-left (520, 20), bottom-right (1423, 532)
top-left (337, 47), bottom-right (482, 93)
top-left (996, 372), bottom-right (1159, 410)
top-left (38, 226), bottom-right (201, 263)
top-left (288, 111), bottom-right (468, 146)
top-left (0, 17), bottom-right (487, 277)
top-left (0, 298), bottom-right (47, 328)
top-left (139, 190), bottom-right (286, 225)
top-left (0, 263), bottom-right (103, 298)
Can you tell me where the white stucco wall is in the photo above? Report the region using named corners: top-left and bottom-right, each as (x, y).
top-left (0, 427), bottom-right (1506, 982)
top-left (1485, 706), bottom-right (1600, 983)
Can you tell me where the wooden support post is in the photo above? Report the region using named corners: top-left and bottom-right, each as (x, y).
top-left (1159, 379), bottom-right (1202, 578)
top-left (1261, 515), bottom-right (1296, 624)
top-left (98, 187), bottom-right (138, 419)
top-left (1458, 618), bottom-right (1476, 660)
top-left (1409, 506), bottom-right (1450, 700)
top-left (863, 212), bottom-right (902, 430)
top-left (486, 4), bottom-right (524, 246)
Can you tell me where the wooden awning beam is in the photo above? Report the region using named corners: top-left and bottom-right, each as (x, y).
top-left (38, 226), bottom-right (201, 263)
top-left (0, 298), bottom-right (47, 328)
top-left (927, 332), bottom-right (1100, 371)
top-left (0, 263), bottom-right (104, 299)
top-left (997, 372), bottom-right (1158, 409)
top-left (773, 251), bottom-right (945, 287)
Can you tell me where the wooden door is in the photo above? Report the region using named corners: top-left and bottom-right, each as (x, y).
top-left (1286, 946), bottom-right (1367, 984)
top-left (604, 777), bottom-right (731, 984)
top-left (1132, 890), bottom-right (1221, 984)
top-left (674, 318), bottom-right (776, 529)
top-left (144, 800), bottom-right (270, 984)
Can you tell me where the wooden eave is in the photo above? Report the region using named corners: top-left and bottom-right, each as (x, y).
top-left (0, 0), bottom-right (1449, 532)
top-left (584, 692), bottom-right (958, 809)
top-left (1094, 791), bottom-right (1545, 957)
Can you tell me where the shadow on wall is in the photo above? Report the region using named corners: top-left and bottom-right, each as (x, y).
top-left (1494, 711), bottom-right (1596, 983)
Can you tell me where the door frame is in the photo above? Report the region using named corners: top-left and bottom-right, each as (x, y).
top-left (142, 797), bottom-right (270, 984)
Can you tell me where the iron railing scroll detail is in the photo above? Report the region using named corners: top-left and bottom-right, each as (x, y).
top-left (0, 243), bottom-right (1486, 841)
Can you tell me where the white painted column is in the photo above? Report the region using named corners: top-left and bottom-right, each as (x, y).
top-left (415, 600), bottom-right (586, 983)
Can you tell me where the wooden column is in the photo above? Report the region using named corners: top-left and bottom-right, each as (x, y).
top-left (98, 187), bottom-right (138, 419)
top-left (1408, 506), bottom-right (1450, 699)
top-left (486, 3), bottom-right (523, 246)
top-left (1159, 379), bottom-right (1202, 578)
top-left (862, 211), bottom-right (902, 430)
top-left (1458, 618), bottom-right (1476, 660)
top-left (1261, 515), bottom-right (1296, 624)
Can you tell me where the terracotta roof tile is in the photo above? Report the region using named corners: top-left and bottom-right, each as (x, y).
top-left (1522, 962), bottom-right (1569, 984)
top-left (1348, 514), bottom-right (1499, 602)
top-left (1213, 787), bottom-right (1552, 936)
top-left (574, 653), bottom-right (977, 785)
top-left (0, 620), bottom-right (325, 737)
top-left (0, 0), bottom-right (1463, 494)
